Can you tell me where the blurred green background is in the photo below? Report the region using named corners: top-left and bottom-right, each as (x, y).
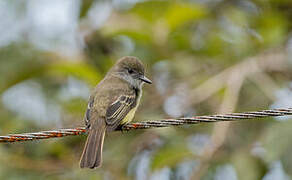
top-left (1, 0), bottom-right (292, 179)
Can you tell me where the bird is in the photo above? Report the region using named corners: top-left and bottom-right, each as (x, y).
top-left (79, 56), bottom-right (152, 169)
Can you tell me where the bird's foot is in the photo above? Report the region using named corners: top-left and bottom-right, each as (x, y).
top-left (117, 124), bottom-right (129, 133)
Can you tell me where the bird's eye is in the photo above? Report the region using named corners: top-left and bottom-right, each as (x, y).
top-left (128, 69), bottom-right (134, 74)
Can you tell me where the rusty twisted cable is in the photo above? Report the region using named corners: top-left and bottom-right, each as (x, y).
top-left (1, 108), bottom-right (291, 143)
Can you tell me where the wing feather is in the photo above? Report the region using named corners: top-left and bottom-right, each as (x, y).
top-left (106, 94), bottom-right (136, 127)
top-left (84, 97), bottom-right (94, 129)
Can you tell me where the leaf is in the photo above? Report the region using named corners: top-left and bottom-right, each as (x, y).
top-left (261, 120), bottom-right (292, 163)
top-left (0, 43), bottom-right (49, 92)
top-left (231, 151), bottom-right (266, 180)
top-left (112, 30), bottom-right (152, 45)
top-left (151, 141), bottom-right (193, 170)
top-left (255, 12), bottom-right (288, 46)
top-left (47, 61), bottom-right (101, 86)
top-left (165, 3), bottom-right (207, 30)
top-left (130, 1), bottom-right (170, 22)
top-left (79, 0), bottom-right (95, 18)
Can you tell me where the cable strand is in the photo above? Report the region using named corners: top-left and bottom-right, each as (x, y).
top-left (0, 108), bottom-right (291, 143)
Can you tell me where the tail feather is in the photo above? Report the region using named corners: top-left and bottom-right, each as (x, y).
top-left (80, 124), bottom-right (106, 169)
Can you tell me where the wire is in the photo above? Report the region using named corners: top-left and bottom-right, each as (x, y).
top-left (1, 108), bottom-right (291, 143)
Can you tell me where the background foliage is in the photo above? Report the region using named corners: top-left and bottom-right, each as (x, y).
top-left (1, 0), bottom-right (292, 179)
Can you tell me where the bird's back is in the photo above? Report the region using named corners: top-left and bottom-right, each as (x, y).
top-left (91, 75), bottom-right (135, 119)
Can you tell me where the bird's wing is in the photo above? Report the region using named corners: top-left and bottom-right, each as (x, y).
top-left (105, 93), bottom-right (136, 128)
top-left (84, 96), bottom-right (94, 129)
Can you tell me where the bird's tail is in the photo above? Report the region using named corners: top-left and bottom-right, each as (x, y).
top-left (80, 122), bottom-right (106, 169)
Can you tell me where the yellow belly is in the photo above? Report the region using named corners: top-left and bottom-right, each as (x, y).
top-left (121, 92), bottom-right (141, 125)
top-left (121, 106), bottom-right (138, 124)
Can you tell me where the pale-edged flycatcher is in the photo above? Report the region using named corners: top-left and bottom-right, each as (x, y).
top-left (80, 56), bottom-right (152, 169)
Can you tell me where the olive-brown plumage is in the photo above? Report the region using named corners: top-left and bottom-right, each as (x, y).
top-left (80, 56), bottom-right (151, 169)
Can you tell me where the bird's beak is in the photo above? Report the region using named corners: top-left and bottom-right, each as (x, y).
top-left (139, 76), bottom-right (152, 84)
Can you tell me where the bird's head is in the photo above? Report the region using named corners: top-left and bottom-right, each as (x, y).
top-left (109, 56), bottom-right (152, 89)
